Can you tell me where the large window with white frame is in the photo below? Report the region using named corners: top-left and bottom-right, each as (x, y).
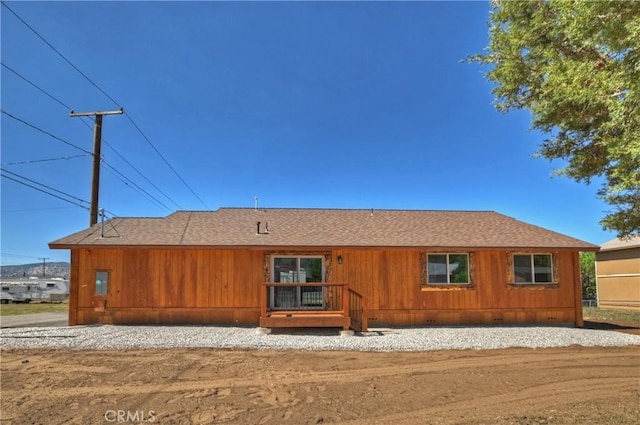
top-left (427, 253), bottom-right (470, 285)
top-left (513, 254), bottom-right (553, 284)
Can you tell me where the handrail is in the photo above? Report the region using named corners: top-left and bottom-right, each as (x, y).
top-left (347, 288), bottom-right (367, 332)
top-left (260, 282), bottom-right (367, 331)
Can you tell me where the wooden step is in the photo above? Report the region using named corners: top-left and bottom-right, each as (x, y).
top-left (260, 312), bottom-right (350, 330)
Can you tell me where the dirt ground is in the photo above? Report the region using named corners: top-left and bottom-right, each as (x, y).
top-left (1, 341), bottom-right (638, 425)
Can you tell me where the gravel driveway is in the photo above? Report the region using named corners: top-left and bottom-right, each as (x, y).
top-left (2, 324), bottom-right (639, 351)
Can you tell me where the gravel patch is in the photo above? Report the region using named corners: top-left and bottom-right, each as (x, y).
top-left (1, 325), bottom-right (639, 351)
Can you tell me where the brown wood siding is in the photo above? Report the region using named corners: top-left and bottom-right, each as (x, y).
top-left (70, 247), bottom-right (581, 326)
top-left (74, 248), bottom-right (263, 324)
top-left (68, 249), bottom-right (80, 326)
top-left (333, 249), bottom-right (578, 326)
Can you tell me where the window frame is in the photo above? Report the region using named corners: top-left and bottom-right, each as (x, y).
top-left (269, 255), bottom-right (325, 310)
top-left (425, 253), bottom-right (471, 286)
top-left (512, 253), bottom-right (554, 284)
top-left (94, 270), bottom-right (110, 296)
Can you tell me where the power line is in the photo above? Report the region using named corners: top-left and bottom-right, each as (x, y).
top-left (1, 1), bottom-right (120, 108)
top-left (1, 171), bottom-right (119, 217)
top-left (1, 173), bottom-right (90, 210)
top-left (1, 110), bottom-right (93, 155)
top-left (70, 108), bottom-right (124, 226)
top-left (1, 62), bottom-right (72, 110)
top-left (7, 64), bottom-right (180, 209)
top-left (74, 116), bottom-right (182, 210)
top-left (102, 138), bottom-right (183, 210)
top-left (102, 161), bottom-right (173, 212)
top-left (38, 257), bottom-right (50, 277)
top-left (2, 207), bottom-right (78, 213)
top-left (1, 154), bottom-right (90, 166)
top-left (3, 111), bottom-right (180, 211)
top-left (3, 1), bottom-right (208, 210)
top-left (0, 170), bottom-right (121, 216)
top-left (1, 168), bottom-right (90, 207)
top-left (1, 62), bottom-right (103, 137)
top-left (124, 114), bottom-right (209, 209)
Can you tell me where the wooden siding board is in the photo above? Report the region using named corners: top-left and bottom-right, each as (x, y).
top-left (68, 250), bottom-right (79, 326)
top-left (201, 250), bottom-right (213, 307)
top-left (69, 246), bottom-right (583, 326)
top-left (77, 250), bottom-right (90, 308)
top-left (573, 251), bottom-right (583, 326)
top-left (228, 250), bottom-right (239, 306)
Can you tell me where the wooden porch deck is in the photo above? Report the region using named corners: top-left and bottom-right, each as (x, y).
top-left (259, 282), bottom-right (367, 332)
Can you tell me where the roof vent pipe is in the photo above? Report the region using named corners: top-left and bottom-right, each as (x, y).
top-left (255, 196), bottom-right (258, 211)
top-left (256, 221), bottom-right (261, 235)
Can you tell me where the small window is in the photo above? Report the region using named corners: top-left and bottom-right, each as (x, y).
top-left (1, 286), bottom-right (9, 292)
top-left (46, 283), bottom-right (55, 288)
top-left (513, 254), bottom-right (553, 284)
top-left (427, 254), bottom-right (470, 284)
top-left (95, 270), bottom-right (109, 295)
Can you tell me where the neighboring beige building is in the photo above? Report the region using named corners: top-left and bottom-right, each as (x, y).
top-left (596, 236), bottom-right (640, 311)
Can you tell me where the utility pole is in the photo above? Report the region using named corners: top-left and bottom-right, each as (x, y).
top-left (70, 108), bottom-right (124, 226)
top-left (38, 257), bottom-right (49, 277)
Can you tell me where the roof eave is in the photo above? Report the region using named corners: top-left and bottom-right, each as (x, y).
top-left (48, 243), bottom-right (599, 251)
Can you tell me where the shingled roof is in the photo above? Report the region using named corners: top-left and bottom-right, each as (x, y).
top-left (599, 235), bottom-right (640, 252)
top-left (49, 208), bottom-right (597, 250)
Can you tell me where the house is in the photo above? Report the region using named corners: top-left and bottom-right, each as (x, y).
top-left (596, 236), bottom-right (640, 311)
top-left (48, 208), bottom-right (598, 330)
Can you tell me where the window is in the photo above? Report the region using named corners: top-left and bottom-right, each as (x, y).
top-left (427, 254), bottom-right (470, 284)
top-left (271, 256), bottom-right (324, 309)
top-left (513, 254), bottom-right (553, 283)
top-left (46, 283), bottom-right (55, 288)
top-left (95, 270), bottom-right (109, 295)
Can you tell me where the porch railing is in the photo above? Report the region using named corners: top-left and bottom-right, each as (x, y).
top-left (260, 282), bottom-right (367, 332)
top-left (347, 287), bottom-right (367, 332)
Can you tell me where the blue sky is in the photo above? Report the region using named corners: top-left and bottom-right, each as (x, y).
top-left (1, 1), bottom-right (615, 266)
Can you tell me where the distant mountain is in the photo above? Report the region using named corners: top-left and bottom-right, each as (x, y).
top-left (0, 262), bottom-right (70, 279)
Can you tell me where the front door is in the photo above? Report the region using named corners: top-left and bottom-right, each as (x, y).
top-left (271, 256), bottom-right (324, 310)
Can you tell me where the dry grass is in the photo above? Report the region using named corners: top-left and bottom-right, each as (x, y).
top-left (0, 301), bottom-right (68, 316)
top-left (583, 307), bottom-right (640, 324)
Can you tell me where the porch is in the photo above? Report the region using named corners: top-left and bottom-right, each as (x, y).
top-left (259, 282), bottom-right (368, 332)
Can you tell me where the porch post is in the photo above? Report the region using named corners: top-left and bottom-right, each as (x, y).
top-left (361, 295), bottom-right (368, 332)
top-left (260, 283), bottom-right (267, 321)
top-left (573, 252), bottom-right (584, 327)
top-left (342, 284), bottom-right (350, 330)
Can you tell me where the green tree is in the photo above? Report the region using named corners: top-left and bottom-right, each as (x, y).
top-left (470, 1), bottom-right (640, 238)
top-left (579, 252), bottom-right (596, 301)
